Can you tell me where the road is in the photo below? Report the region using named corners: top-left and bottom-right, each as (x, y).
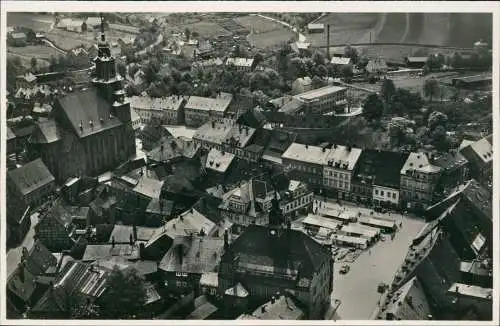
top-left (6, 212), bottom-right (40, 278)
top-left (313, 198), bottom-right (426, 319)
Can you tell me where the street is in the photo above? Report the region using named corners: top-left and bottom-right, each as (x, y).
top-left (6, 212), bottom-right (40, 278)
top-left (312, 197), bottom-right (427, 320)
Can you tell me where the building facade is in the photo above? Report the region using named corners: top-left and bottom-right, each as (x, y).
top-left (128, 95), bottom-right (186, 125)
top-left (184, 93), bottom-right (233, 127)
top-left (294, 86), bottom-right (347, 114)
top-left (322, 145), bottom-right (362, 200)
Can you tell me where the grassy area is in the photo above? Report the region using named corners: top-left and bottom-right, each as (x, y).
top-left (7, 12), bottom-right (54, 32)
top-left (184, 21), bottom-right (232, 39)
top-left (376, 13), bottom-right (407, 43)
top-left (316, 13), bottom-right (379, 29)
top-left (8, 45), bottom-right (61, 60)
top-left (8, 53), bottom-right (50, 70)
top-left (248, 28), bottom-right (296, 50)
top-left (234, 15), bottom-right (285, 33)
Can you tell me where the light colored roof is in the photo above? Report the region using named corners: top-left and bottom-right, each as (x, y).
top-left (401, 152), bottom-right (437, 175)
top-left (127, 95), bottom-right (185, 112)
top-left (358, 216), bottom-right (396, 228)
top-left (185, 93), bottom-right (233, 112)
top-left (325, 145), bottom-right (362, 171)
top-left (296, 85), bottom-right (346, 101)
top-left (108, 225), bottom-right (157, 243)
top-left (406, 56), bottom-right (428, 63)
top-left (340, 224), bottom-right (379, 238)
top-left (294, 76), bottom-right (312, 86)
top-left (308, 23), bottom-right (325, 29)
top-left (226, 57), bottom-right (254, 67)
top-left (225, 282), bottom-right (249, 297)
top-left (288, 180), bottom-right (301, 192)
top-left (294, 41), bottom-right (310, 49)
top-left (302, 214), bottom-right (340, 231)
top-left (251, 295), bottom-right (305, 320)
top-left (133, 176), bottom-right (164, 199)
top-left (160, 208), bottom-right (216, 239)
top-left (193, 120), bottom-right (255, 148)
top-left (200, 272), bottom-right (219, 288)
top-left (18, 73), bottom-right (37, 83)
top-left (332, 234), bottom-right (368, 245)
top-left (383, 276), bottom-right (432, 320)
top-left (281, 143), bottom-right (330, 166)
top-left (470, 137), bottom-right (493, 164)
top-left (162, 125), bottom-right (197, 140)
top-left (85, 17), bottom-right (102, 26)
top-left (82, 244), bottom-right (140, 261)
top-left (330, 57), bottom-right (351, 65)
top-left (11, 32), bottom-right (27, 39)
top-left (448, 283), bottom-right (492, 300)
top-left (459, 139), bottom-right (475, 151)
top-left (66, 20), bottom-right (85, 28)
top-left (205, 148), bottom-right (235, 173)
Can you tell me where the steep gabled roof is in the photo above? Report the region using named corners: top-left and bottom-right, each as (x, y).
top-left (8, 159), bottom-right (55, 196)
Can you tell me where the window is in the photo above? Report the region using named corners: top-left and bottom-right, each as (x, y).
top-left (375, 189), bottom-right (378, 195)
top-left (334, 172), bottom-right (338, 178)
top-left (387, 192), bottom-right (391, 198)
top-left (176, 272), bottom-right (188, 278)
top-left (380, 190), bottom-right (384, 196)
top-left (392, 193), bottom-right (396, 199)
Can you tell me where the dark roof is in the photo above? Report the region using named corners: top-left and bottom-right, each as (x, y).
top-left (40, 199), bottom-right (82, 231)
top-left (432, 152), bottom-right (468, 170)
top-left (353, 149), bottom-right (409, 188)
top-left (159, 235), bottom-right (224, 274)
top-left (381, 276), bottom-right (432, 320)
top-left (56, 87), bottom-right (122, 138)
top-left (452, 73), bottom-right (492, 84)
top-left (8, 159), bottom-right (55, 196)
top-left (146, 198), bottom-right (174, 216)
top-left (147, 137), bottom-right (200, 163)
top-left (29, 119), bottom-right (62, 144)
top-left (236, 107), bottom-right (267, 129)
top-left (7, 126), bottom-right (16, 141)
top-left (12, 125), bottom-right (35, 138)
top-left (224, 224), bottom-right (331, 278)
top-left (7, 199), bottom-right (30, 224)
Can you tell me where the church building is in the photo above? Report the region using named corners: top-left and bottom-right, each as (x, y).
top-left (29, 18), bottom-right (136, 183)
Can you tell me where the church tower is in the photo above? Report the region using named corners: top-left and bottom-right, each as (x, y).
top-left (92, 15), bottom-right (123, 102)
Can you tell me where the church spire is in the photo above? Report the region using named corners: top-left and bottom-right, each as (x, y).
top-left (97, 14), bottom-right (111, 58)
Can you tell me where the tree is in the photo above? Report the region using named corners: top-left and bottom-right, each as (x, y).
top-left (363, 93), bottom-right (384, 121)
top-left (117, 62), bottom-right (127, 77)
top-left (312, 50), bottom-right (326, 66)
top-left (288, 57), bottom-right (306, 81)
top-left (311, 75), bottom-right (325, 89)
top-left (71, 295), bottom-right (101, 319)
top-left (427, 111), bottom-right (448, 130)
top-left (184, 28), bottom-right (191, 41)
top-left (316, 64), bottom-right (328, 78)
top-left (423, 78), bottom-right (440, 103)
top-left (380, 78), bottom-right (396, 104)
top-left (98, 267), bottom-right (147, 319)
top-left (344, 45), bottom-right (358, 64)
top-left (389, 88), bottom-right (423, 118)
top-left (30, 57), bottom-right (37, 73)
top-left (341, 64), bottom-right (353, 82)
top-left (253, 53), bottom-right (263, 66)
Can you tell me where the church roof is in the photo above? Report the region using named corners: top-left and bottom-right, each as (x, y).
top-left (56, 87), bottom-right (123, 138)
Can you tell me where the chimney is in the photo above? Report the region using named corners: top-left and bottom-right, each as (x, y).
top-left (129, 233), bottom-right (133, 245)
top-left (139, 243), bottom-right (145, 259)
top-left (79, 121), bottom-right (83, 131)
top-left (112, 236), bottom-right (115, 248)
top-left (261, 306), bottom-right (267, 313)
top-left (133, 223), bottom-right (137, 242)
top-left (224, 230), bottom-right (229, 250)
top-left (177, 245), bottom-right (184, 266)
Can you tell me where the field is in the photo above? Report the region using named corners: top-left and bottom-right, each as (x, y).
top-left (8, 53), bottom-right (50, 70)
top-left (235, 15), bottom-right (287, 34)
top-left (7, 12), bottom-right (54, 32)
top-left (45, 28), bottom-right (138, 51)
top-left (247, 28), bottom-right (296, 50)
top-left (376, 13), bottom-right (407, 43)
top-left (184, 21), bottom-right (232, 39)
top-left (8, 45), bottom-right (62, 60)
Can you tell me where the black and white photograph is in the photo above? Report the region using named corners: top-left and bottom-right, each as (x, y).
top-left (1, 1), bottom-right (497, 323)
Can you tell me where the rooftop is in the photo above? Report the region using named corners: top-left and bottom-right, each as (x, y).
top-left (185, 93), bottom-right (233, 112)
top-left (107, 225), bottom-right (157, 244)
top-left (406, 57), bottom-right (428, 63)
top-left (325, 145), bottom-right (362, 171)
top-left (127, 95), bottom-right (186, 112)
top-left (281, 142), bottom-right (331, 166)
top-left (354, 149), bottom-right (409, 188)
top-left (192, 119), bottom-right (233, 145)
top-left (205, 148), bottom-right (236, 173)
top-left (57, 87), bottom-right (123, 138)
top-left (448, 283), bottom-right (492, 300)
top-left (251, 294), bottom-right (305, 320)
top-left (401, 152), bottom-right (440, 175)
top-left (308, 23), bottom-right (325, 29)
top-left (133, 176), bottom-right (164, 199)
top-left (296, 85), bottom-right (346, 101)
top-left (381, 276), bottom-right (432, 320)
top-left (460, 135), bottom-right (493, 164)
top-left (29, 119), bottom-right (62, 144)
top-left (147, 137), bottom-right (200, 162)
top-left (82, 243), bottom-right (140, 262)
top-left (330, 57), bottom-right (352, 65)
top-left (226, 57), bottom-right (254, 67)
top-left (159, 235), bottom-right (224, 274)
top-left (302, 213), bottom-right (340, 231)
top-left (8, 158), bottom-right (55, 196)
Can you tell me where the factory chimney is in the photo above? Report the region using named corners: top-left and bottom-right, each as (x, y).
top-left (326, 24), bottom-right (331, 60)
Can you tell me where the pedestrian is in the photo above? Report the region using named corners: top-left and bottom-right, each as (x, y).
top-left (399, 222), bottom-right (402, 228)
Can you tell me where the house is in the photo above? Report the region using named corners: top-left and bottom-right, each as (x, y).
top-left (16, 72), bottom-right (37, 89)
top-left (204, 148), bottom-right (236, 182)
top-left (7, 126), bottom-right (17, 154)
top-left (431, 151), bottom-right (469, 193)
top-left (400, 152), bottom-right (441, 211)
top-left (85, 16), bottom-right (106, 31)
top-left (35, 199), bottom-right (90, 252)
top-left (459, 134), bottom-right (493, 186)
top-left (272, 174), bottom-right (314, 219)
top-left (330, 57), bottom-right (352, 66)
top-left (184, 93), bottom-right (233, 128)
top-left (322, 144), bottom-right (363, 200)
top-left (366, 58), bottom-right (389, 75)
top-left (291, 41), bottom-right (311, 55)
top-left (146, 137), bottom-right (201, 165)
top-left (82, 242), bottom-right (141, 262)
top-left (159, 235), bottom-right (225, 295)
top-left (66, 19), bottom-right (86, 33)
top-left (218, 196), bottom-right (333, 320)
top-left (7, 199), bottom-right (31, 246)
top-left (142, 208), bottom-right (218, 261)
top-left (6, 241), bottom-right (57, 315)
top-left (405, 56), bottom-right (428, 69)
top-left (351, 149), bottom-right (410, 207)
top-left (139, 122), bottom-right (172, 151)
top-left (451, 74), bottom-right (492, 90)
top-left (8, 32), bottom-right (27, 47)
top-left (225, 58), bottom-right (256, 72)
top-left (239, 294), bottom-right (306, 320)
top-left (307, 23), bottom-right (325, 33)
top-left (291, 77), bottom-right (312, 95)
top-left (7, 159), bottom-right (56, 209)
top-left (145, 198), bottom-right (174, 227)
top-left (193, 120), bottom-right (261, 162)
top-left (128, 95), bottom-right (187, 125)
